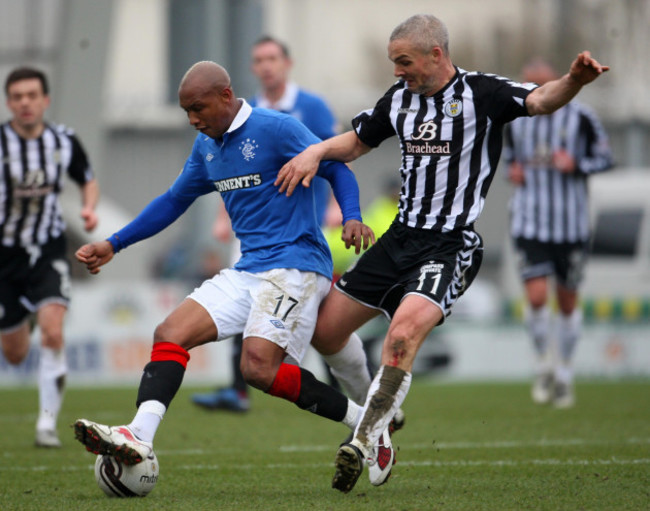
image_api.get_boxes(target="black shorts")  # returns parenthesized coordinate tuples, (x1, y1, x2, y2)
(335, 220, 483, 322)
(0, 236, 71, 330)
(514, 237, 588, 290)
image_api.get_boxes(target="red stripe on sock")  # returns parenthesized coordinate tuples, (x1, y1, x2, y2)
(150, 342, 190, 368)
(267, 363, 301, 402)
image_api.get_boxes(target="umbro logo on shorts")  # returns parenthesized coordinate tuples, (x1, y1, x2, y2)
(270, 319, 285, 329)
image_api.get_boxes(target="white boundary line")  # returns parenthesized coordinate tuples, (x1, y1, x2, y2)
(3, 457, 650, 473)
(279, 436, 650, 452)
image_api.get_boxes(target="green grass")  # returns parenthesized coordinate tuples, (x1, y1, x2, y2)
(1, 380, 649, 510)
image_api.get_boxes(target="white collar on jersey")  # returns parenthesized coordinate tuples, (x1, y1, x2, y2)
(226, 99, 253, 134)
(255, 82, 299, 112)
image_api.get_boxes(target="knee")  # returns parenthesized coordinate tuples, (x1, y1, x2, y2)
(312, 329, 346, 357)
(240, 355, 275, 391)
(384, 322, 420, 366)
(1, 341, 29, 365)
(1, 329, 31, 365)
(39, 327, 64, 350)
(386, 321, 417, 348)
(153, 321, 190, 351)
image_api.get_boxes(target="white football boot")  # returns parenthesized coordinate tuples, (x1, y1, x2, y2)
(73, 419, 153, 465)
(367, 426, 395, 486)
(35, 429, 61, 448)
(531, 372, 554, 404)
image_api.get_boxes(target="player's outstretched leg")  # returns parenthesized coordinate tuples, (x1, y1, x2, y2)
(73, 419, 153, 465)
(333, 366, 411, 493)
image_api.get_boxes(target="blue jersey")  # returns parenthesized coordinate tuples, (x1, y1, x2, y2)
(250, 83, 337, 225)
(168, 100, 358, 279)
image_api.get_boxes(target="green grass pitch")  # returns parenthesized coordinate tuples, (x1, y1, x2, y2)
(0, 379, 648, 510)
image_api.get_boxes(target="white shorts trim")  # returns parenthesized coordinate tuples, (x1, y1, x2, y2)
(189, 268, 331, 363)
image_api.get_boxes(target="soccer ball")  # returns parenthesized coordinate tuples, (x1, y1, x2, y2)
(94, 451, 159, 498)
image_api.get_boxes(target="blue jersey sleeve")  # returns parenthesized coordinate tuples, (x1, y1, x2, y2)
(108, 137, 215, 252)
(107, 189, 194, 252)
(317, 161, 361, 225)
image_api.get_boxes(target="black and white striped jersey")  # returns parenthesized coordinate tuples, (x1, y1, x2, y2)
(351, 67, 537, 232)
(0, 122, 94, 248)
(503, 102, 613, 243)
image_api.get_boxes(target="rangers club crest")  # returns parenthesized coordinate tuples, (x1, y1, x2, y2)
(239, 138, 259, 161)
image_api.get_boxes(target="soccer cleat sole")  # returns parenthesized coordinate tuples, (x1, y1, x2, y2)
(73, 421, 144, 465)
(332, 444, 364, 493)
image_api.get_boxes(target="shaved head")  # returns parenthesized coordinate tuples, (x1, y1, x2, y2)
(178, 61, 240, 140)
(179, 61, 231, 96)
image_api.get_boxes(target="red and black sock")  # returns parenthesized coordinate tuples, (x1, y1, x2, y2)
(136, 342, 190, 409)
(267, 363, 347, 422)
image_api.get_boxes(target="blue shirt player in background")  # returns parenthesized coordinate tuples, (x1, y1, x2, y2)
(249, 35, 338, 225)
(71, 61, 385, 475)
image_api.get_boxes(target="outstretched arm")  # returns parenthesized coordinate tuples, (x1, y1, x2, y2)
(526, 51, 609, 116)
(75, 189, 194, 275)
(275, 131, 371, 196)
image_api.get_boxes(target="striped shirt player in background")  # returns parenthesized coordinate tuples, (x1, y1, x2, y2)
(276, 14, 610, 493)
(191, 35, 350, 412)
(503, 58, 614, 409)
(0, 67, 100, 447)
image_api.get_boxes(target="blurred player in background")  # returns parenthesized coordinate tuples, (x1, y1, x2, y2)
(276, 14, 610, 493)
(72, 62, 396, 488)
(0, 67, 99, 447)
(191, 35, 345, 412)
(503, 58, 614, 408)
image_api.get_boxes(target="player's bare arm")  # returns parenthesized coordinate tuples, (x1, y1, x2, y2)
(341, 219, 375, 255)
(275, 131, 371, 196)
(526, 51, 609, 116)
(80, 179, 100, 232)
(75, 240, 115, 275)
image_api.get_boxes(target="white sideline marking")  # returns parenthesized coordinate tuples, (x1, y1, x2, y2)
(3, 457, 650, 473)
(279, 437, 650, 453)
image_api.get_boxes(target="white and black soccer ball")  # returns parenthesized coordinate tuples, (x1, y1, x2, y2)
(94, 452, 159, 498)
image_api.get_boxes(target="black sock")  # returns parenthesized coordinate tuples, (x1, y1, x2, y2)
(136, 360, 186, 409)
(295, 368, 348, 422)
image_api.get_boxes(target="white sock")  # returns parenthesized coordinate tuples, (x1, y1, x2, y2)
(557, 309, 582, 364)
(555, 363, 573, 386)
(525, 305, 553, 373)
(354, 365, 411, 453)
(322, 332, 372, 405)
(128, 400, 167, 443)
(36, 347, 66, 432)
(342, 399, 362, 430)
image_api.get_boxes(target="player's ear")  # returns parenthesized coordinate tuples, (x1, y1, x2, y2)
(221, 86, 233, 101)
(430, 46, 444, 63)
